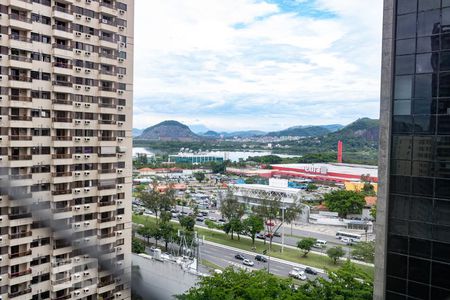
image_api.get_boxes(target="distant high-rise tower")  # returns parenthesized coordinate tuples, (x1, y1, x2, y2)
(0, 0, 134, 299)
(337, 140, 343, 163)
(375, 0, 450, 299)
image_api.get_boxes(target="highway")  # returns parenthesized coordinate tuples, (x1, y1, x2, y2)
(199, 241, 325, 281)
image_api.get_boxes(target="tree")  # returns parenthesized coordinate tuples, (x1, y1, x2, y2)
(160, 222, 176, 251)
(297, 238, 317, 257)
(301, 261, 373, 300)
(176, 268, 297, 300)
(323, 190, 366, 218)
(177, 263, 373, 300)
(132, 237, 145, 253)
(253, 197, 302, 250)
(327, 246, 345, 264)
(179, 215, 196, 232)
(306, 183, 318, 191)
(243, 215, 264, 246)
(210, 161, 226, 174)
(193, 172, 206, 183)
(370, 205, 377, 220)
(137, 223, 161, 246)
(139, 182, 162, 220)
(351, 241, 375, 263)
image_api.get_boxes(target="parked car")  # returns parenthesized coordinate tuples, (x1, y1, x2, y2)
(256, 233, 266, 240)
(243, 259, 254, 266)
(255, 255, 267, 262)
(341, 237, 352, 245)
(208, 217, 217, 221)
(235, 254, 245, 260)
(304, 267, 317, 275)
(196, 217, 205, 222)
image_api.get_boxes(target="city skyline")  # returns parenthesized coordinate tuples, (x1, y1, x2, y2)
(133, 0, 383, 132)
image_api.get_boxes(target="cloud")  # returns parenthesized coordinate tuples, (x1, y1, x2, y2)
(133, 0, 383, 131)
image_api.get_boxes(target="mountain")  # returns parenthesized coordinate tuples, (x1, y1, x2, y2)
(330, 118, 379, 142)
(137, 120, 203, 141)
(223, 130, 266, 138)
(202, 130, 221, 138)
(266, 125, 330, 137)
(189, 124, 211, 134)
(320, 124, 344, 132)
(132, 128, 143, 137)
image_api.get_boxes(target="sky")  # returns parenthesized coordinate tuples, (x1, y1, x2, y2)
(133, 0, 383, 132)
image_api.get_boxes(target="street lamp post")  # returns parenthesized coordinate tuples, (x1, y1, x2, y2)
(281, 206, 285, 253)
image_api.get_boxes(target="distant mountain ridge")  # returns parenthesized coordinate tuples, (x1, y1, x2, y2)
(137, 120, 202, 141)
(266, 125, 331, 137)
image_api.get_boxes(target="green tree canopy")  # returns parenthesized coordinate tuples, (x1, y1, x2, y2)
(179, 215, 196, 232)
(351, 241, 375, 263)
(243, 215, 264, 246)
(323, 190, 366, 218)
(194, 172, 206, 183)
(326, 246, 345, 264)
(132, 237, 145, 254)
(297, 238, 317, 257)
(177, 262, 373, 300)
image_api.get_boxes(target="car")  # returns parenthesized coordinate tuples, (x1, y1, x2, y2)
(218, 218, 226, 223)
(242, 259, 254, 266)
(341, 237, 353, 245)
(255, 255, 267, 262)
(256, 233, 266, 240)
(304, 267, 318, 275)
(288, 269, 307, 281)
(234, 254, 245, 260)
(196, 217, 205, 222)
(208, 217, 217, 221)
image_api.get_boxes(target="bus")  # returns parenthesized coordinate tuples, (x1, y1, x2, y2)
(336, 231, 362, 242)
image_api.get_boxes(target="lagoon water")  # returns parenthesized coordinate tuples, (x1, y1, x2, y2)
(132, 147, 299, 162)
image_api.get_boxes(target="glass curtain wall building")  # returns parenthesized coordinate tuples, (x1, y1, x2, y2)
(375, 0, 450, 299)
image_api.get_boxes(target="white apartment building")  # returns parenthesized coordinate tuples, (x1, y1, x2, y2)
(0, 0, 133, 299)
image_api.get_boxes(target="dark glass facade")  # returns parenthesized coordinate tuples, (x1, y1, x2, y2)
(387, 0, 450, 299)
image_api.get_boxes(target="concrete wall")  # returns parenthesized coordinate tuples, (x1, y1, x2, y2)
(373, 0, 395, 299)
(131, 254, 201, 300)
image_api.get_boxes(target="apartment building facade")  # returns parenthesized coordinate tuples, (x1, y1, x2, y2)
(376, 0, 450, 299)
(0, 0, 133, 299)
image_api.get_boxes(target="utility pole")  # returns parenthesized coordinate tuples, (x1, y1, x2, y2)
(281, 206, 285, 253)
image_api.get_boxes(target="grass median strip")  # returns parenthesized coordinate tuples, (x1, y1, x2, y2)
(132, 214, 374, 279)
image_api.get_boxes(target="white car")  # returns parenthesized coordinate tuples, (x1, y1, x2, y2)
(288, 269, 307, 281)
(242, 259, 254, 266)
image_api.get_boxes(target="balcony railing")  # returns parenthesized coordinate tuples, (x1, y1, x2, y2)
(9, 75, 32, 82)
(10, 95, 32, 102)
(11, 115, 32, 121)
(9, 35, 32, 43)
(9, 250, 32, 259)
(99, 103, 116, 108)
(52, 136, 73, 141)
(98, 185, 116, 191)
(99, 169, 116, 174)
(100, 69, 116, 76)
(52, 81, 73, 87)
(54, 294, 71, 300)
(8, 212, 32, 220)
(100, 87, 117, 92)
(9, 174, 32, 180)
(100, 52, 117, 59)
(98, 232, 115, 239)
(52, 172, 72, 177)
(52, 117, 73, 123)
(52, 99, 72, 105)
(52, 25, 72, 32)
(9, 155, 32, 161)
(9, 55, 32, 63)
(101, 19, 116, 26)
(98, 216, 115, 223)
(99, 120, 116, 125)
(100, 35, 115, 42)
(9, 14, 32, 23)
(52, 43, 72, 51)
(99, 136, 116, 141)
(9, 288, 32, 299)
(9, 231, 32, 239)
(53, 6, 72, 14)
(100, 1, 115, 9)
(53, 62, 73, 69)
(98, 279, 115, 288)
(99, 201, 115, 207)
(52, 207, 71, 213)
(52, 190, 71, 196)
(52, 154, 72, 159)
(10, 136, 32, 141)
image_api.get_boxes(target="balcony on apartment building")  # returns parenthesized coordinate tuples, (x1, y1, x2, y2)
(8, 231, 32, 240)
